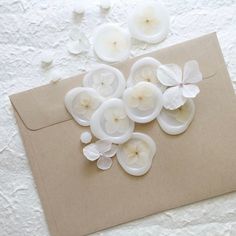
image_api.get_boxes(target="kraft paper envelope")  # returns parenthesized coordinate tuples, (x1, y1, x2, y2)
(10, 33, 236, 236)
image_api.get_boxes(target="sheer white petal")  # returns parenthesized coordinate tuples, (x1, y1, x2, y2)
(83, 143, 100, 161)
(157, 64, 182, 86)
(104, 144, 118, 157)
(183, 60, 202, 84)
(97, 156, 113, 170)
(67, 41, 83, 55)
(95, 140, 112, 153)
(163, 86, 187, 110)
(182, 84, 200, 98)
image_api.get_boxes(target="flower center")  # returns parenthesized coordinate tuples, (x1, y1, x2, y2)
(138, 95, 143, 101)
(113, 41, 117, 47)
(145, 18, 150, 24)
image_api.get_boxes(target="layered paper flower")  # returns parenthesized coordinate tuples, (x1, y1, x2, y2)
(83, 64, 126, 98)
(92, 72, 114, 97)
(123, 140, 150, 166)
(126, 84, 155, 111)
(73, 92, 100, 119)
(128, 1, 169, 43)
(157, 60, 202, 110)
(83, 140, 118, 170)
(104, 107, 130, 134)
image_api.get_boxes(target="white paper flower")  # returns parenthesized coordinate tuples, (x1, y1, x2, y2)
(126, 84, 155, 111)
(157, 60, 203, 110)
(73, 92, 100, 119)
(92, 72, 114, 97)
(83, 64, 126, 98)
(128, 1, 169, 43)
(116, 132, 156, 176)
(67, 27, 90, 55)
(83, 140, 118, 170)
(104, 107, 130, 134)
(157, 99, 195, 135)
(90, 98, 135, 144)
(123, 140, 150, 166)
(93, 24, 131, 62)
(65, 87, 103, 126)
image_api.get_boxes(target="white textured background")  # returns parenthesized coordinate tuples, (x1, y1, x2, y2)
(0, 0, 236, 235)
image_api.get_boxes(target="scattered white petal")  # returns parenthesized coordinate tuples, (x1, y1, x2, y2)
(182, 84, 200, 98)
(163, 86, 186, 110)
(80, 131, 92, 144)
(183, 60, 203, 84)
(67, 29, 90, 55)
(95, 139, 112, 153)
(100, 0, 111, 10)
(157, 64, 182, 86)
(83, 143, 100, 161)
(97, 156, 113, 170)
(104, 144, 118, 157)
(67, 41, 83, 55)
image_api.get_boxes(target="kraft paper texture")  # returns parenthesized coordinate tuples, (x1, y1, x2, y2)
(10, 33, 236, 236)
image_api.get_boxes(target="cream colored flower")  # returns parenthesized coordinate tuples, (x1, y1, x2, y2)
(73, 92, 100, 119)
(92, 72, 114, 97)
(104, 107, 129, 134)
(126, 84, 155, 111)
(134, 66, 157, 84)
(123, 140, 150, 166)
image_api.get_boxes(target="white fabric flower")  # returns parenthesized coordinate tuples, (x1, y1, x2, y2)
(126, 83, 155, 111)
(73, 92, 100, 119)
(67, 27, 90, 55)
(104, 107, 130, 134)
(157, 60, 202, 110)
(92, 72, 115, 97)
(83, 140, 118, 170)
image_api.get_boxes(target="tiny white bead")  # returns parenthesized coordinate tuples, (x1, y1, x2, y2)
(41, 51, 54, 67)
(73, 2, 85, 14)
(100, 0, 111, 10)
(80, 131, 92, 144)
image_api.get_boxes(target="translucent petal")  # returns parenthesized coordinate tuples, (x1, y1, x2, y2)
(95, 140, 112, 153)
(182, 84, 200, 98)
(104, 144, 118, 157)
(97, 156, 113, 170)
(67, 41, 83, 55)
(83, 143, 100, 161)
(163, 86, 187, 110)
(183, 60, 202, 84)
(157, 64, 182, 86)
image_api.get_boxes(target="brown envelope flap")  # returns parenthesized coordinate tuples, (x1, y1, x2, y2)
(10, 33, 222, 131)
